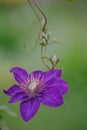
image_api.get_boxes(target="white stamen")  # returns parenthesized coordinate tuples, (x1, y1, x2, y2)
(29, 81, 38, 91)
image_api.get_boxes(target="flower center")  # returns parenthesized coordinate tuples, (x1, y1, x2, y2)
(28, 80, 39, 93)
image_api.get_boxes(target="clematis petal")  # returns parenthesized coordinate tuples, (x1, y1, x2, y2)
(39, 87, 64, 107)
(42, 69, 62, 82)
(43, 77, 59, 88)
(30, 70, 42, 80)
(44, 78, 68, 95)
(20, 99, 40, 122)
(8, 92, 26, 103)
(3, 85, 22, 96)
(55, 79, 68, 95)
(10, 67, 28, 83)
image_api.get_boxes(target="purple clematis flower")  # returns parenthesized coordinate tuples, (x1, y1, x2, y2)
(4, 67, 68, 122)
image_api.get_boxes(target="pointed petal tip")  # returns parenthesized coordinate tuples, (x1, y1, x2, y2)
(3, 89, 8, 95)
(8, 100, 13, 104)
(3, 89, 6, 93)
(3, 89, 11, 96)
(10, 67, 27, 74)
(10, 67, 21, 72)
(10, 67, 18, 73)
(22, 117, 30, 122)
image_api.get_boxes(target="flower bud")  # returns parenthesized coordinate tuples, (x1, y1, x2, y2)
(51, 54, 58, 65)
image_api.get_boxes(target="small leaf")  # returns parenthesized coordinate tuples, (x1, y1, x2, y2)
(0, 105, 17, 117)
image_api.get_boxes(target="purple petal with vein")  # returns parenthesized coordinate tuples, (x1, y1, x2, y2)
(10, 67, 28, 83)
(8, 92, 26, 103)
(42, 69, 62, 82)
(44, 78, 68, 95)
(30, 70, 42, 80)
(39, 87, 64, 107)
(3, 85, 22, 96)
(20, 99, 40, 122)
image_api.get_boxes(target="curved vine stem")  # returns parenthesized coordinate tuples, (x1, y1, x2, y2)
(41, 46, 50, 70)
(28, 0, 52, 70)
(28, 0, 47, 32)
(32, 0, 47, 32)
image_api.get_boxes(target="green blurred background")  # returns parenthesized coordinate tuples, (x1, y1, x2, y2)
(0, 0, 87, 130)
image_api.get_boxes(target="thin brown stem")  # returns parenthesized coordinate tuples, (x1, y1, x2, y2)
(32, 0, 47, 31)
(27, 0, 40, 21)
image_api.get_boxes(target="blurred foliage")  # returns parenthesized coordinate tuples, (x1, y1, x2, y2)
(68, 0, 76, 2)
(0, 105, 16, 117)
(0, 105, 16, 130)
(0, 119, 9, 130)
(0, 0, 25, 4)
